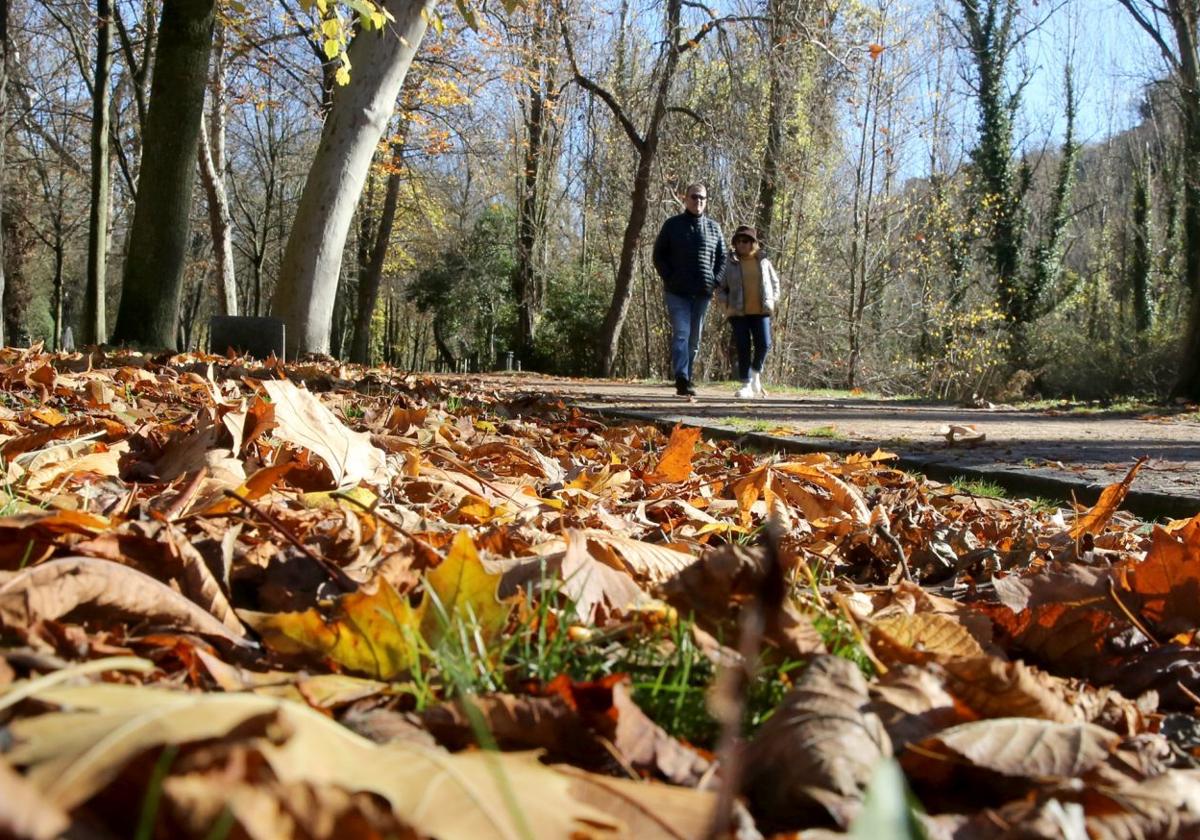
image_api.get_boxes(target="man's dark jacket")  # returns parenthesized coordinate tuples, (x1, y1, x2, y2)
(652, 212, 727, 298)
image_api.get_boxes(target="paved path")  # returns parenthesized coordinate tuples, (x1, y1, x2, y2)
(478, 375, 1200, 520)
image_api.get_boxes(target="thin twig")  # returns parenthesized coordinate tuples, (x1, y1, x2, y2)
(876, 523, 912, 582)
(163, 467, 208, 521)
(1107, 577, 1160, 647)
(222, 489, 355, 592)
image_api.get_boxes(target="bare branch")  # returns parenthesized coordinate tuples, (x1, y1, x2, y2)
(1115, 0, 1181, 72)
(557, 12, 645, 150)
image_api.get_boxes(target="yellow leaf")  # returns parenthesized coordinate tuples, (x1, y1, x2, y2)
(321, 17, 341, 38)
(298, 486, 378, 511)
(335, 65, 351, 86)
(323, 38, 340, 60)
(242, 580, 422, 680)
(422, 530, 510, 644)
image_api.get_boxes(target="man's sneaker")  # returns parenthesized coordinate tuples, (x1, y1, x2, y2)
(752, 372, 767, 397)
(735, 382, 754, 399)
(675, 375, 694, 397)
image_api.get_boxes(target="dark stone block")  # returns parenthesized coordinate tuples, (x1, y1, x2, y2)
(209, 316, 286, 361)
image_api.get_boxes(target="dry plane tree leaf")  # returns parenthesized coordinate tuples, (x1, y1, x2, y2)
(1117, 515, 1200, 631)
(937, 656, 1081, 723)
(420, 529, 511, 644)
(870, 612, 987, 663)
(557, 529, 653, 620)
(868, 664, 974, 749)
(242, 579, 421, 680)
(0, 757, 71, 840)
(660, 541, 825, 659)
(424, 676, 710, 786)
(0, 556, 251, 646)
(902, 718, 1119, 790)
(645, 424, 702, 484)
(162, 773, 419, 840)
(261, 380, 386, 488)
(743, 655, 892, 829)
(5, 683, 621, 838)
(1070, 459, 1145, 538)
(559, 765, 717, 840)
(1083, 769, 1200, 840)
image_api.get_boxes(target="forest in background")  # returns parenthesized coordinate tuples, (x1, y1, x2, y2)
(2, 0, 1200, 402)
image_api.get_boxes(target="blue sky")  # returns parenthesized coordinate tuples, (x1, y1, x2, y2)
(1019, 0, 1161, 146)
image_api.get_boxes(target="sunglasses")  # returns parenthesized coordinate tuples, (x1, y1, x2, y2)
(687, 194, 707, 201)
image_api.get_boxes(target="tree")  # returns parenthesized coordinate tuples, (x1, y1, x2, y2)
(111, 0, 216, 348)
(565, 0, 744, 376)
(1117, 0, 1200, 399)
(0, 0, 8, 348)
(508, 1, 563, 366)
(954, 0, 1078, 362)
(197, 22, 237, 317)
(84, 0, 113, 345)
(271, 0, 433, 358)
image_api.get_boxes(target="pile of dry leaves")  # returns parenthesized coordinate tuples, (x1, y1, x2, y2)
(1, 346, 1198, 839)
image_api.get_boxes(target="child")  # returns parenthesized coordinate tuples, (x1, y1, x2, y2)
(716, 226, 780, 399)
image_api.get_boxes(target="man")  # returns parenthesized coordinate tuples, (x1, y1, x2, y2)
(652, 183, 727, 396)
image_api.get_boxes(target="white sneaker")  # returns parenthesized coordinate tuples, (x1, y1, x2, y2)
(735, 383, 754, 399)
(752, 372, 767, 397)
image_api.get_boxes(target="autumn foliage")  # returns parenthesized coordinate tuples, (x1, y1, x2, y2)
(0, 346, 1199, 838)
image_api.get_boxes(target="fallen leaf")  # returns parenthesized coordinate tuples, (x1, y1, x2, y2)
(646, 424, 701, 484)
(242, 578, 422, 680)
(743, 655, 891, 829)
(902, 717, 1118, 783)
(0, 756, 70, 840)
(1071, 459, 1145, 538)
(0, 556, 250, 646)
(261, 380, 386, 488)
(6, 682, 619, 837)
(421, 529, 511, 644)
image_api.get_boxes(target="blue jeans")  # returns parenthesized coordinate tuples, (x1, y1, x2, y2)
(664, 291, 710, 382)
(731, 315, 772, 382)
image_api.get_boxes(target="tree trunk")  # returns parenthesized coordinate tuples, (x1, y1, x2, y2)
(350, 143, 402, 365)
(512, 10, 557, 365)
(594, 0, 682, 377)
(0, 0, 8, 348)
(111, 0, 215, 349)
(272, 0, 432, 357)
(197, 24, 236, 316)
(85, 0, 113, 345)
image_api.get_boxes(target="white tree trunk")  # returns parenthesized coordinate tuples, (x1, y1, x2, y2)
(272, 0, 432, 356)
(198, 23, 236, 316)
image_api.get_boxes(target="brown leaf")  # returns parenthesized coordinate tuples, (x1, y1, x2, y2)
(0, 556, 250, 646)
(1117, 515, 1200, 631)
(904, 718, 1119, 785)
(870, 612, 987, 663)
(558, 529, 654, 620)
(868, 664, 974, 749)
(1070, 459, 1145, 538)
(646, 424, 701, 484)
(743, 655, 891, 829)
(608, 680, 711, 785)
(1083, 769, 1200, 839)
(559, 765, 717, 839)
(661, 542, 825, 660)
(0, 756, 71, 840)
(938, 656, 1081, 723)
